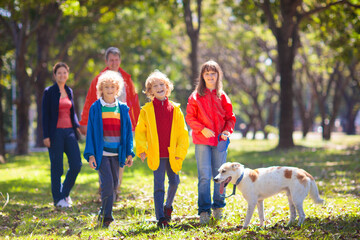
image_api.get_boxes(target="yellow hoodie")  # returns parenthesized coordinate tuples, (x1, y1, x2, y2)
(135, 100, 189, 174)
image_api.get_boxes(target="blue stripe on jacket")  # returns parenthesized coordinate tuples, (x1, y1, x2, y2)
(83, 100, 135, 170)
(42, 83, 80, 141)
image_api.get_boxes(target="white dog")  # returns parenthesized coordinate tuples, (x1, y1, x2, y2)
(214, 162, 324, 227)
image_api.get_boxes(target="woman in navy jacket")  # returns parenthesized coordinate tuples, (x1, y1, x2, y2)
(42, 62, 82, 208)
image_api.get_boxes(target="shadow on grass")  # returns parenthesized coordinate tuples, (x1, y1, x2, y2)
(182, 144, 360, 179)
(121, 215, 360, 238)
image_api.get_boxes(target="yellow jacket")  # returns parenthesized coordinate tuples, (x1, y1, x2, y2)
(135, 100, 189, 174)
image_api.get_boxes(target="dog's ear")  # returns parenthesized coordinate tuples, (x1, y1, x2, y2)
(232, 162, 242, 169)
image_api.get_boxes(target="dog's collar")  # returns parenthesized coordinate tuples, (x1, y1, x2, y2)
(225, 171, 244, 198)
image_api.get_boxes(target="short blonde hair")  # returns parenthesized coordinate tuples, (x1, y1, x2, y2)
(96, 70, 124, 99)
(144, 70, 174, 100)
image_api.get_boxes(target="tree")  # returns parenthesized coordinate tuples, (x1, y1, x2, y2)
(308, 1, 360, 135)
(0, 1, 40, 154)
(0, 0, 128, 153)
(226, 0, 357, 148)
(33, 3, 63, 147)
(0, 16, 14, 162)
(342, 61, 360, 134)
(0, 59, 5, 163)
(195, 3, 279, 139)
(293, 46, 317, 138)
(183, 0, 202, 87)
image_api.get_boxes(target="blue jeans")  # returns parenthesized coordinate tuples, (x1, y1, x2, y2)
(195, 144, 227, 215)
(99, 156, 120, 220)
(153, 158, 180, 220)
(48, 128, 82, 205)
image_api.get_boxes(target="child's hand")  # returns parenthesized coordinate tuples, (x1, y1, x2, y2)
(125, 155, 133, 167)
(89, 156, 97, 169)
(140, 152, 146, 162)
(221, 131, 230, 140)
(201, 127, 215, 138)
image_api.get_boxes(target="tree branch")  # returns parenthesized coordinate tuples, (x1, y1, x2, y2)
(196, 0, 202, 33)
(261, 0, 279, 37)
(300, 0, 347, 21)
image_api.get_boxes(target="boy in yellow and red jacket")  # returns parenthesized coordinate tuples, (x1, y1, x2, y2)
(135, 70, 189, 228)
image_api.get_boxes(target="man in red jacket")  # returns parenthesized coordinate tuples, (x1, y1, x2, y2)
(79, 47, 140, 134)
(80, 47, 140, 198)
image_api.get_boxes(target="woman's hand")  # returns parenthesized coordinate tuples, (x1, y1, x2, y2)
(125, 155, 133, 167)
(43, 138, 51, 148)
(140, 152, 147, 162)
(89, 156, 97, 169)
(201, 127, 215, 138)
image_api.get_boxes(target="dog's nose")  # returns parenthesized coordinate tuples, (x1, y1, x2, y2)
(213, 177, 219, 183)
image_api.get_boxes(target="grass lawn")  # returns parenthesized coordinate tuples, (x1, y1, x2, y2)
(0, 132, 359, 239)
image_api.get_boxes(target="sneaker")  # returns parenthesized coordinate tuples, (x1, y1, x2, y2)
(213, 208, 223, 220)
(157, 217, 169, 228)
(199, 212, 210, 224)
(102, 218, 113, 228)
(56, 199, 70, 208)
(164, 206, 173, 222)
(65, 196, 73, 205)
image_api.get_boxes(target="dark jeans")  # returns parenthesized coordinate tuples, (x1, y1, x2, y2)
(99, 155, 120, 220)
(48, 128, 82, 205)
(153, 158, 180, 220)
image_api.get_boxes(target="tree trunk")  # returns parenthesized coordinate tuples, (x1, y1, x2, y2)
(277, 38, 295, 148)
(263, 130, 269, 140)
(35, 70, 47, 147)
(0, 70, 6, 163)
(15, 52, 31, 154)
(345, 107, 358, 135)
(189, 36, 199, 86)
(302, 117, 311, 138)
(322, 122, 331, 140)
(295, 90, 315, 139)
(342, 87, 359, 135)
(35, 35, 51, 148)
(34, 3, 62, 147)
(183, 0, 202, 87)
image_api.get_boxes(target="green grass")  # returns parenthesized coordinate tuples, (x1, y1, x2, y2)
(1, 133, 359, 239)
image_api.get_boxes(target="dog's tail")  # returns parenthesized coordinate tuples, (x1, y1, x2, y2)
(309, 179, 324, 204)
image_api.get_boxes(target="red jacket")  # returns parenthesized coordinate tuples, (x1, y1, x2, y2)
(186, 89, 236, 146)
(79, 67, 140, 130)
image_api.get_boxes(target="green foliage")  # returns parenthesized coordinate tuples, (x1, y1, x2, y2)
(0, 134, 359, 239)
(60, 0, 88, 17)
(306, 2, 360, 63)
(264, 125, 278, 135)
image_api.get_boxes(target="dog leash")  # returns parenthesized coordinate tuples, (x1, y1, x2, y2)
(225, 172, 244, 198)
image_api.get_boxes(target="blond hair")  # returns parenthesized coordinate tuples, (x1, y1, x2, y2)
(144, 70, 174, 100)
(96, 70, 124, 99)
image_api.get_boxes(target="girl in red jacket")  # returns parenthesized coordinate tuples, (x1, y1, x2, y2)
(186, 60, 236, 224)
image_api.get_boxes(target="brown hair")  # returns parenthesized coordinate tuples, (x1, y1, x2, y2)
(53, 62, 69, 75)
(195, 60, 223, 97)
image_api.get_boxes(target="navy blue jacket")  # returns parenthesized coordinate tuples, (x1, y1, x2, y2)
(42, 83, 80, 141)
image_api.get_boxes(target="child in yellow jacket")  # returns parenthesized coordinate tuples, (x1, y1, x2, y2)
(135, 70, 189, 228)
